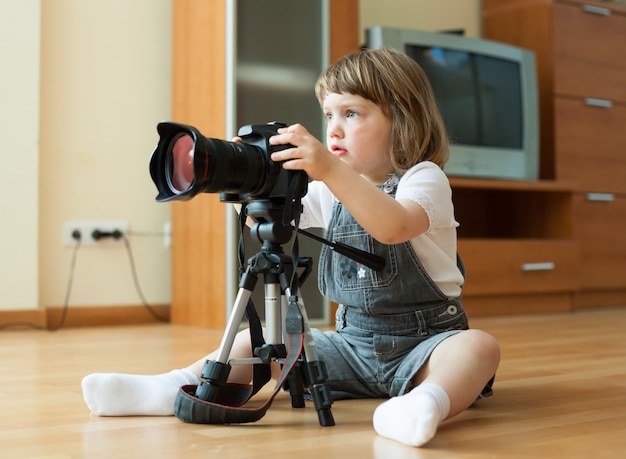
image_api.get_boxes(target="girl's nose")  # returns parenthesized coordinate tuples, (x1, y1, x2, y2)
(327, 120, 343, 139)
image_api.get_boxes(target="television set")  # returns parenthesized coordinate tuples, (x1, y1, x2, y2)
(366, 26, 539, 181)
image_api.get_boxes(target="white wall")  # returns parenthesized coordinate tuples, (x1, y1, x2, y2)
(38, 0, 173, 309)
(0, 0, 172, 311)
(0, 0, 41, 310)
(360, 0, 481, 41)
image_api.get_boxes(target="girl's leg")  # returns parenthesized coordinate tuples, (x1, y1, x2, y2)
(82, 328, 261, 416)
(373, 329, 501, 447)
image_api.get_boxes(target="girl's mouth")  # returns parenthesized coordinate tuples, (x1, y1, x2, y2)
(330, 145, 347, 157)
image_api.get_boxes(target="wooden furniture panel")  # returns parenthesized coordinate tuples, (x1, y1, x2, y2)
(554, 97, 626, 193)
(462, 292, 574, 316)
(574, 288, 626, 309)
(566, 0, 626, 8)
(553, 1, 626, 101)
(459, 239, 579, 296)
(330, 0, 359, 62)
(451, 179, 575, 239)
(573, 193, 626, 289)
(171, 0, 228, 328)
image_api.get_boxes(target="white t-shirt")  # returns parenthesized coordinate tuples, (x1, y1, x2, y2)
(298, 161, 464, 298)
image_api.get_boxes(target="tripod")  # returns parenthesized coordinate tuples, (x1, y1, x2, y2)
(175, 199, 335, 426)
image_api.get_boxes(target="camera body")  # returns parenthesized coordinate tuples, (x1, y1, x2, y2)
(149, 121, 308, 206)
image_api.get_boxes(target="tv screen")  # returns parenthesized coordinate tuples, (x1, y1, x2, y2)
(367, 27, 539, 181)
(406, 45, 522, 150)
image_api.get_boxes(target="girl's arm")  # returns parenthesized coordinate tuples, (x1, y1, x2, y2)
(315, 158, 429, 245)
(269, 125, 429, 245)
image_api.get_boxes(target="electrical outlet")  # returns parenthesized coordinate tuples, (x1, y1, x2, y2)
(63, 220, 129, 246)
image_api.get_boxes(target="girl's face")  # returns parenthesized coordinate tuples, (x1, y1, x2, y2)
(322, 92, 393, 184)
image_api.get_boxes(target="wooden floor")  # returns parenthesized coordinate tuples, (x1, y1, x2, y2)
(1, 307, 626, 458)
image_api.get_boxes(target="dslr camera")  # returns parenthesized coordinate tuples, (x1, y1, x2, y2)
(149, 121, 308, 206)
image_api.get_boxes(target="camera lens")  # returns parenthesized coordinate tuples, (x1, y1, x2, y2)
(169, 134, 196, 193)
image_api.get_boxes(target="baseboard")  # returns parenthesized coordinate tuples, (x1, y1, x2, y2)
(0, 308, 47, 329)
(573, 290, 626, 309)
(0, 304, 170, 330)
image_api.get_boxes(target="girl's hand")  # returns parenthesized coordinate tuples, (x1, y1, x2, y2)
(268, 124, 338, 181)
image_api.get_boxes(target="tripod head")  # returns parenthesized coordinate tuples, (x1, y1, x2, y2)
(245, 199, 294, 247)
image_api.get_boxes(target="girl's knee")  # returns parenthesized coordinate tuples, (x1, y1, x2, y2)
(464, 329, 501, 368)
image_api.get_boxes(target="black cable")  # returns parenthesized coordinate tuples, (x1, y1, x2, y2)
(121, 234, 169, 323)
(0, 234, 81, 331)
(47, 234, 81, 331)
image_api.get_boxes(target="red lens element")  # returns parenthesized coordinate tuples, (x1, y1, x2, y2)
(171, 134, 195, 192)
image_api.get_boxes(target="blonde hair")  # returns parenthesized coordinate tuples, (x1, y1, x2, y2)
(315, 48, 449, 173)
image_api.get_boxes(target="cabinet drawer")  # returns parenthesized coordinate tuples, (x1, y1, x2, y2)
(554, 97, 626, 193)
(459, 239, 579, 296)
(554, 1, 626, 102)
(574, 193, 626, 289)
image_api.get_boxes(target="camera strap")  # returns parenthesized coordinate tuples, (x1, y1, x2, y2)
(173, 296, 305, 424)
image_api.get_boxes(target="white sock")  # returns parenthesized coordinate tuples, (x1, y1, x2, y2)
(81, 369, 199, 416)
(372, 383, 450, 447)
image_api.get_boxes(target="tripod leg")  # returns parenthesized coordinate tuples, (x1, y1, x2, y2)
(195, 278, 255, 402)
(286, 364, 306, 408)
(287, 289, 335, 426)
(264, 280, 282, 347)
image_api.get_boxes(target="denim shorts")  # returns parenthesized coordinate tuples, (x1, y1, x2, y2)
(310, 302, 468, 400)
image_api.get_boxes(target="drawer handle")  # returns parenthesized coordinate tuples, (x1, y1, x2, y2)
(584, 98, 613, 108)
(582, 4, 611, 16)
(521, 262, 555, 272)
(586, 192, 615, 202)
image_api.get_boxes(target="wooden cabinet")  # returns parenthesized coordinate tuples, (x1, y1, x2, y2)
(483, 0, 626, 310)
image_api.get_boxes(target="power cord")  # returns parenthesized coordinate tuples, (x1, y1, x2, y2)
(0, 228, 169, 331)
(49, 229, 82, 330)
(0, 232, 82, 331)
(120, 233, 169, 323)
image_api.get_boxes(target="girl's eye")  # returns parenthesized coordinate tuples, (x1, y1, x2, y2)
(325, 110, 358, 120)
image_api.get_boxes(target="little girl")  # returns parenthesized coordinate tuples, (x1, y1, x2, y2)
(82, 48, 500, 448)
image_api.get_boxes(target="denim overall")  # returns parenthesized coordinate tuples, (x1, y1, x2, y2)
(309, 180, 471, 399)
